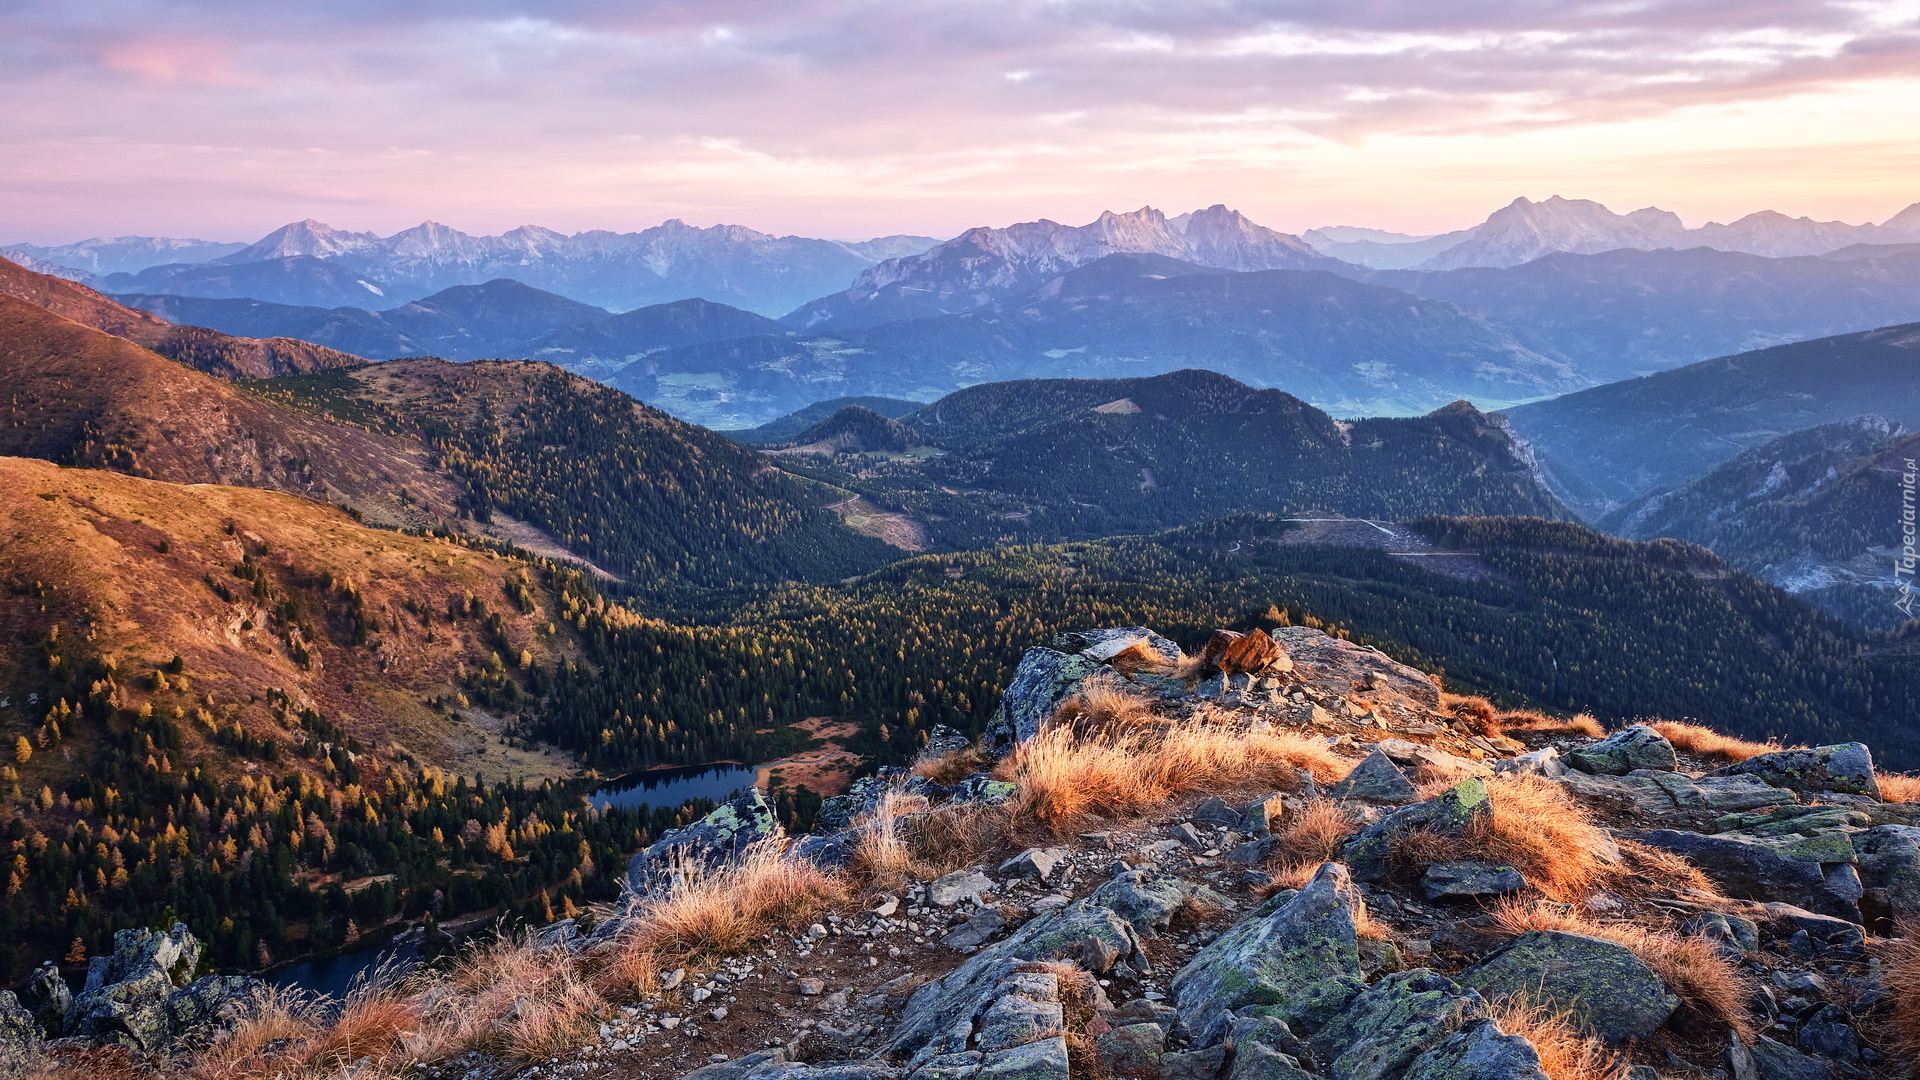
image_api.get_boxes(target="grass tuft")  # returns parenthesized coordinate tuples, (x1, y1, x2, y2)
(1648, 721, 1790, 763)
(1392, 774, 1620, 903)
(1490, 899, 1753, 1040)
(1484, 997, 1625, 1080)
(1879, 774, 1920, 803)
(1873, 924, 1920, 1065)
(1001, 719, 1349, 831)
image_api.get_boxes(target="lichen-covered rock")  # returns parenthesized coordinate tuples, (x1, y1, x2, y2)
(1310, 969, 1486, 1080)
(885, 898, 1143, 1065)
(0, 991, 42, 1074)
(1090, 869, 1202, 934)
(1640, 829, 1861, 922)
(1857, 824, 1920, 926)
(1343, 779, 1491, 882)
(22, 963, 69, 1038)
(682, 1048, 790, 1080)
(978, 1036, 1069, 1080)
(1328, 750, 1418, 804)
(1097, 1022, 1167, 1074)
(1171, 862, 1367, 1045)
(920, 725, 976, 761)
(67, 923, 205, 1050)
(165, 974, 268, 1047)
(1710, 743, 1881, 799)
(1565, 725, 1677, 775)
(1160, 1044, 1229, 1080)
(1459, 930, 1676, 1043)
(973, 973, 1062, 1053)
(624, 789, 783, 895)
(982, 648, 1105, 755)
(1559, 770, 1796, 819)
(1403, 1018, 1551, 1080)
(1421, 863, 1526, 901)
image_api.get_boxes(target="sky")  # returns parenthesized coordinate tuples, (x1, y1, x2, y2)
(3, 0, 1919, 244)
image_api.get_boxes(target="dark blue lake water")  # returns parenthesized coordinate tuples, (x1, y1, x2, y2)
(267, 937, 421, 1004)
(586, 761, 762, 813)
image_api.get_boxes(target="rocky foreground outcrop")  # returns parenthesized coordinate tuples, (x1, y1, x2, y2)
(608, 626, 1920, 1080)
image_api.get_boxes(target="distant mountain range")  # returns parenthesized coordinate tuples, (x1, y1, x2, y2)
(1500, 321, 1920, 518)
(786, 205, 1347, 329)
(608, 253, 1580, 427)
(87, 218, 942, 315)
(1368, 245, 1920, 384)
(1307, 196, 1920, 270)
(0, 253, 361, 378)
(763, 369, 1567, 550)
(1602, 417, 1917, 630)
(4, 234, 246, 275)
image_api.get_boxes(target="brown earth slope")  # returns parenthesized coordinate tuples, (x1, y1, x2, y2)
(0, 253, 362, 378)
(0, 294, 462, 528)
(0, 455, 577, 780)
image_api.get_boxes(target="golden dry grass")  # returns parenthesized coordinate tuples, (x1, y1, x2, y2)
(599, 840, 850, 1000)
(1497, 710, 1606, 738)
(1050, 682, 1163, 734)
(913, 747, 989, 784)
(1440, 693, 1502, 736)
(1648, 721, 1790, 763)
(1259, 798, 1361, 892)
(1879, 774, 1920, 803)
(1484, 998, 1625, 1080)
(1873, 925, 1920, 1064)
(1000, 719, 1351, 830)
(1491, 899, 1753, 1040)
(1392, 774, 1621, 903)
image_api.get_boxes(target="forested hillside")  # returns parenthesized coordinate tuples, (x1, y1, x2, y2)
(247, 360, 897, 591)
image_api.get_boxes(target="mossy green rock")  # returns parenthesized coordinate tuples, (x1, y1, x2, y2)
(1711, 743, 1881, 799)
(1459, 930, 1676, 1043)
(1343, 779, 1491, 882)
(625, 788, 783, 894)
(1403, 1018, 1551, 1080)
(977, 1036, 1069, 1080)
(1171, 862, 1367, 1044)
(0, 991, 41, 1074)
(1311, 969, 1487, 1080)
(1565, 725, 1676, 775)
(983, 648, 1103, 755)
(885, 896, 1142, 1065)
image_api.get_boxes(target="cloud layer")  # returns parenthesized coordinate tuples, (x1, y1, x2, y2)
(3, 0, 1917, 241)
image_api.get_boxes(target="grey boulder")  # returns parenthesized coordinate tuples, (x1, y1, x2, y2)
(1640, 829, 1862, 923)
(1565, 725, 1677, 775)
(1421, 862, 1526, 901)
(1403, 1018, 1551, 1080)
(625, 788, 783, 895)
(1710, 743, 1881, 799)
(1328, 750, 1419, 804)
(1459, 930, 1677, 1043)
(1171, 862, 1368, 1044)
(982, 648, 1104, 755)
(1310, 969, 1487, 1080)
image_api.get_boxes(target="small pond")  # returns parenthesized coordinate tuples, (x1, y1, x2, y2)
(268, 937, 421, 1004)
(586, 761, 762, 813)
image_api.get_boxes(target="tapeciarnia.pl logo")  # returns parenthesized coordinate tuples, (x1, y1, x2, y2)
(1898, 457, 1917, 619)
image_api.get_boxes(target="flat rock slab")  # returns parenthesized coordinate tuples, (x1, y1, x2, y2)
(1328, 750, 1419, 804)
(1641, 829, 1862, 923)
(1459, 930, 1677, 1043)
(1171, 862, 1367, 1044)
(929, 870, 996, 907)
(1711, 743, 1881, 799)
(1422, 862, 1527, 900)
